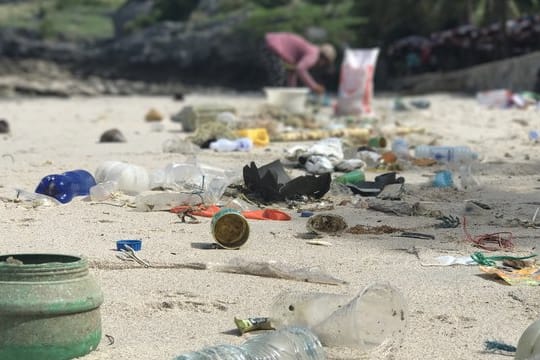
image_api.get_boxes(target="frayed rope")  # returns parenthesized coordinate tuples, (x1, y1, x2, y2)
(485, 340, 517, 353)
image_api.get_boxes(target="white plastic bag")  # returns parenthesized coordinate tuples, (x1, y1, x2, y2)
(335, 48, 379, 116)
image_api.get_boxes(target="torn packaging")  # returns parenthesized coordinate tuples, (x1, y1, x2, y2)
(243, 160, 331, 202)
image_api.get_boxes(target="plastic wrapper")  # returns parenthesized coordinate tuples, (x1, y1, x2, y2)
(210, 257, 347, 286)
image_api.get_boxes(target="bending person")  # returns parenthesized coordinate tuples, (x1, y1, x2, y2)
(262, 32, 336, 94)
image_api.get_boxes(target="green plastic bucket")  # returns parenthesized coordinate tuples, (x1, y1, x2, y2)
(0, 254, 103, 360)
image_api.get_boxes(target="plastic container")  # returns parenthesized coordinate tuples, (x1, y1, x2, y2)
(116, 240, 142, 252)
(270, 283, 407, 352)
(432, 170, 454, 188)
(94, 161, 150, 194)
(235, 128, 270, 147)
(334, 170, 365, 186)
(35, 169, 96, 204)
(175, 326, 325, 360)
(414, 145, 478, 163)
(209, 138, 253, 152)
(0, 254, 103, 360)
(476, 89, 512, 108)
(515, 319, 540, 360)
(264, 87, 310, 114)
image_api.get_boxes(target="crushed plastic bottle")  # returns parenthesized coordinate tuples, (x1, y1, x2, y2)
(14, 188, 60, 208)
(209, 138, 253, 152)
(175, 327, 325, 360)
(35, 169, 96, 203)
(270, 283, 407, 352)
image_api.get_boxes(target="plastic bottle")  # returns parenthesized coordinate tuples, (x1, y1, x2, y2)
(209, 138, 253, 152)
(391, 138, 409, 159)
(270, 283, 407, 352)
(334, 170, 365, 186)
(175, 327, 325, 360)
(94, 161, 150, 194)
(414, 145, 478, 163)
(35, 169, 96, 204)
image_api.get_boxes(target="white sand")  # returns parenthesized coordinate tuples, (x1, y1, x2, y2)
(1, 93, 540, 359)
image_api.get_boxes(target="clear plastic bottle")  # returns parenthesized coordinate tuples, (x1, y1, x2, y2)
(175, 327, 325, 360)
(414, 145, 478, 163)
(94, 161, 150, 194)
(35, 169, 96, 203)
(270, 283, 407, 352)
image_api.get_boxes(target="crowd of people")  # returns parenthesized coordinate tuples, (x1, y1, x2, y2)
(387, 14, 540, 76)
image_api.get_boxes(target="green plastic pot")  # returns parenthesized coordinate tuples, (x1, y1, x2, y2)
(0, 254, 104, 360)
(516, 319, 540, 360)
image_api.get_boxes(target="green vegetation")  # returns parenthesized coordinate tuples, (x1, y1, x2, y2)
(234, 1, 364, 47)
(0, 0, 124, 40)
(0, 0, 539, 45)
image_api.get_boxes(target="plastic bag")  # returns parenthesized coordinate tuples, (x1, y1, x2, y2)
(335, 48, 379, 116)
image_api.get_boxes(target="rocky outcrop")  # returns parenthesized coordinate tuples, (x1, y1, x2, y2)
(0, 9, 263, 92)
(0, 59, 187, 97)
(393, 51, 540, 93)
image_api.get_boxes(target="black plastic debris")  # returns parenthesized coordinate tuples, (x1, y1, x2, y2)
(347, 172, 405, 197)
(243, 160, 331, 202)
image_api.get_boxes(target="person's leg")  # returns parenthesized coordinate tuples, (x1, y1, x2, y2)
(260, 42, 287, 86)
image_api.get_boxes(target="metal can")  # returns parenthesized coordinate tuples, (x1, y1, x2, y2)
(211, 208, 250, 249)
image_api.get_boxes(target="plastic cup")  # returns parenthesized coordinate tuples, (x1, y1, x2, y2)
(116, 239, 142, 251)
(211, 208, 250, 249)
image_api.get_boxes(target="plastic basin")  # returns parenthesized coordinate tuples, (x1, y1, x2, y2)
(264, 87, 309, 114)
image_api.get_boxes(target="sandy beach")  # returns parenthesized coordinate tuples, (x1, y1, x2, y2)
(1, 92, 540, 360)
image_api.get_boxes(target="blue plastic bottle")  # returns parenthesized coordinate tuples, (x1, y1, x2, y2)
(35, 170, 96, 203)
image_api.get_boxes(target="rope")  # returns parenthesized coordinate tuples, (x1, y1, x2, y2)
(462, 216, 514, 251)
(471, 251, 537, 266)
(484, 340, 516, 353)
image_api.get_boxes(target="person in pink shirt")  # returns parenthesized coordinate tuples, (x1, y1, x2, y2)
(262, 32, 336, 94)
